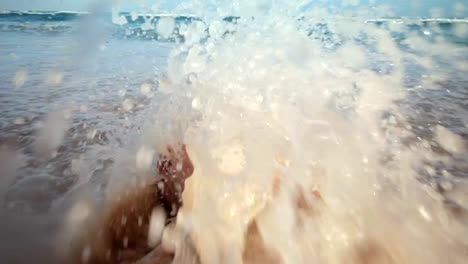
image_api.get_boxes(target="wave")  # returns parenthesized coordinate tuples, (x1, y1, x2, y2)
(365, 18, 468, 24)
(0, 11, 89, 23)
(0, 10, 89, 15)
(0, 11, 196, 23)
(0, 11, 198, 39)
(1, 11, 466, 44)
(1, 10, 467, 25)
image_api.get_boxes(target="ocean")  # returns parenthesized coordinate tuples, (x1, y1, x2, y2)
(0, 8, 468, 263)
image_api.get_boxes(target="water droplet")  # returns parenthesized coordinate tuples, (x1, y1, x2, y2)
(136, 146, 155, 172)
(418, 206, 432, 222)
(192, 97, 201, 109)
(147, 207, 166, 247)
(122, 99, 135, 112)
(140, 83, 152, 96)
(81, 246, 91, 263)
(46, 71, 64, 86)
(13, 70, 28, 88)
(156, 17, 175, 38)
(13, 117, 26, 125)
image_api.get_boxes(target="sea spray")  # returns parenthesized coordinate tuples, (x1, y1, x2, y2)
(131, 1, 468, 263)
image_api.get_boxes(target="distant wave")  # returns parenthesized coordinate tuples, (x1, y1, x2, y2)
(0, 11, 466, 44)
(365, 18, 468, 24)
(0, 10, 89, 15)
(0, 11, 89, 22)
(1, 11, 466, 24)
(0, 11, 198, 37)
(0, 11, 195, 23)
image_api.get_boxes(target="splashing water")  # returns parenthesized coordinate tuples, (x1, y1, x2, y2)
(1, 0, 468, 263)
(137, 1, 468, 263)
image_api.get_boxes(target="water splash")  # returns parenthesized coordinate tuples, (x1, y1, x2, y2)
(1, 0, 467, 263)
(131, 1, 468, 263)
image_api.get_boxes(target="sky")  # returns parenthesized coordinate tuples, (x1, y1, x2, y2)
(0, 0, 466, 18)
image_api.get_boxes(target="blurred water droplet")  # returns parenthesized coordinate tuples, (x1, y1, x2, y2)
(434, 125, 465, 154)
(140, 83, 152, 96)
(46, 71, 64, 86)
(118, 89, 127, 97)
(122, 99, 134, 112)
(136, 146, 154, 173)
(81, 246, 91, 263)
(13, 70, 28, 89)
(148, 207, 166, 247)
(13, 117, 26, 125)
(87, 129, 97, 140)
(34, 111, 69, 156)
(192, 97, 201, 109)
(418, 206, 432, 222)
(156, 17, 175, 38)
(79, 105, 88, 113)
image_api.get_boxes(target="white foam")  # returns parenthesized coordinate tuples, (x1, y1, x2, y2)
(99, 1, 468, 263)
(162, 2, 468, 263)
